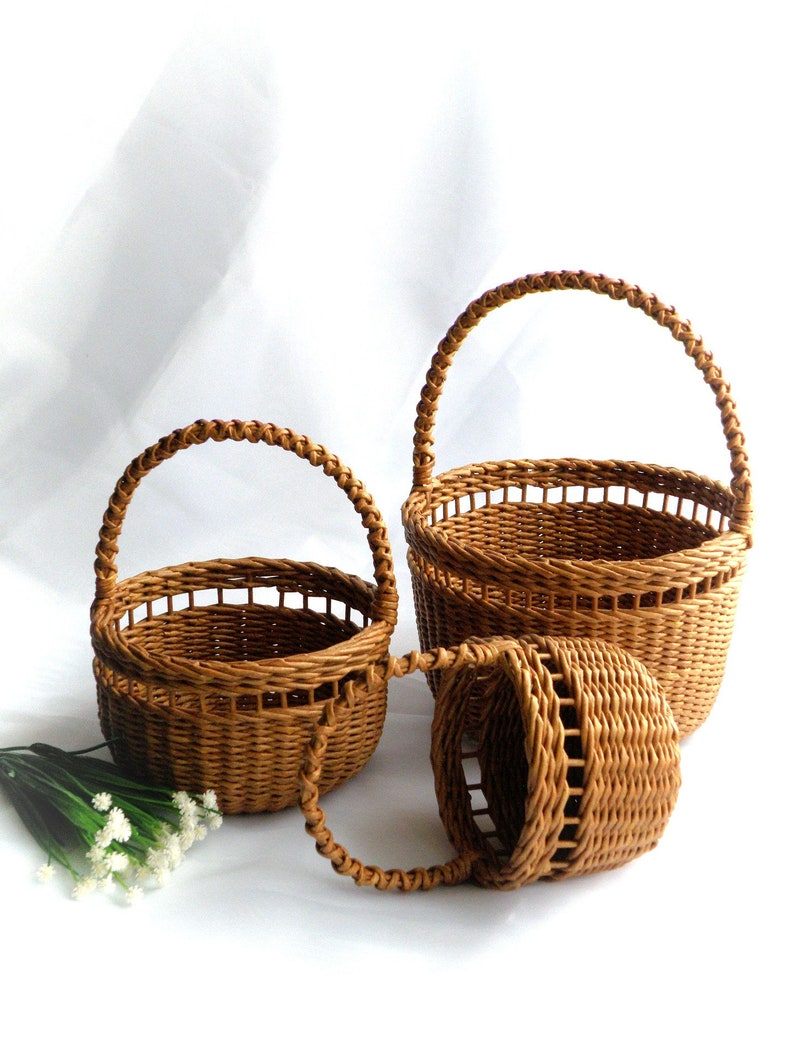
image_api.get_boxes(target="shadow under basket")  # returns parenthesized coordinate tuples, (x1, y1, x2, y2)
(403, 271, 753, 738)
(91, 420, 398, 814)
(299, 635, 682, 891)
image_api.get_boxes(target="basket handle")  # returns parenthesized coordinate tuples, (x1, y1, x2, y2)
(411, 270, 752, 535)
(93, 418, 398, 624)
(298, 638, 518, 891)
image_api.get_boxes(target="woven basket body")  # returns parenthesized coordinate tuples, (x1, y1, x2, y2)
(403, 271, 753, 737)
(430, 636, 681, 889)
(91, 420, 398, 813)
(299, 635, 681, 891)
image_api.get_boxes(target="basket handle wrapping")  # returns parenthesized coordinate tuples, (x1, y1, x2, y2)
(299, 637, 519, 892)
(93, 419, 398, 625)
(411, 270, 752, 535)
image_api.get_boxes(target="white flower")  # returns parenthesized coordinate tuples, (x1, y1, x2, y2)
(89, 857, 112, 881)
(172, 791, 193, 813)
(145, 846, 171, 873)
(94, 805, 132, 849)
(92, 792, 113, 812)
(200, 791, 222, 830)
(72, 877, 97, 900)
(182, 804, 200, 829)
(178, 826, 199, 852)
(173, 791, 200, 830)
(106, 807, 132, 843)
(86, 844, 107, 864)
(95, 824, 114, 849)
(126, 885, 144, 905)
(36, 863, 56, 884)
(106, 851, 130, 874)
(152, 867, 171, 887)
(97, 875, 116, 894)
(163, 834, 184, 868)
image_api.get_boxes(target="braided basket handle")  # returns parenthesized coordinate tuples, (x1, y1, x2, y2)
(299, 638, 517, 891)
(411, 270, 752, 535)
(93, 419, 398, 624)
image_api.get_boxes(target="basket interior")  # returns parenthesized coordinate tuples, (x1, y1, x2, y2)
(114, 606, 360, 711)
(414, 460, 736, 563)
(434, 500, 718, 563)
(120, 603, 362, 665)
(94, 558, 383, 712)
(404, 463, 744, 615)
(455, 654, 582, 876)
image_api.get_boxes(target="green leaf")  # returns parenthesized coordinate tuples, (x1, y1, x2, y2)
(0, 772, 78, 875)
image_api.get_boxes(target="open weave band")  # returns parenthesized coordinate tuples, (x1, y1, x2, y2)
(91, 419, 398, 813)
(403, 270, 752, 736)
(299, 635, 681, 891)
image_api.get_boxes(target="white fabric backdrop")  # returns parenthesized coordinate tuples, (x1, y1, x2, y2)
(1, 3, 789, 1054)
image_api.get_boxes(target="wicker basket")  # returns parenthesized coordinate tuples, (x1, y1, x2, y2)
(91, 419, 398, 813)
(299, 635, 681, 891)
(402, 270, 753, 737)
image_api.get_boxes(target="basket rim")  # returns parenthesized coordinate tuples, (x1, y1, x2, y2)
(92, 555, 383, 605)
(402, 458, 749, 593)
(404, 456, 739, 506)
(91, 556, 394, 693)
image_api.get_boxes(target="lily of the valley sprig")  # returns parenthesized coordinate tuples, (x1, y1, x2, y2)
(0, 741, 221, 903)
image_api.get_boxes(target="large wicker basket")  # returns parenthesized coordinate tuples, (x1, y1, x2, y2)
(299, 635, 681, 891)
(402, 271, 753, 737)
(91, 419, 398, 813)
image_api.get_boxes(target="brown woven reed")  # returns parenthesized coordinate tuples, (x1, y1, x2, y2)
(402, 270, 753, 737)
(299, 635, 681, 891)
(91, 419, 398, 814)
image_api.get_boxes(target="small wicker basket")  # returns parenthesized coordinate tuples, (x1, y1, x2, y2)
(299, 635, 681, 891)
(402, 271, 753, 737)
(91, 419, 398, 814)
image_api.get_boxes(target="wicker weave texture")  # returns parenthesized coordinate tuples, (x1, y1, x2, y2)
(299, 635, 681, 891)
(403, 271, 752, 737)
(431, 636, 681, 889)
(91, 419, 398, 813)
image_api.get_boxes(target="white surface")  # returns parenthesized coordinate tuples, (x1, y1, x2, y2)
(1, 3, 789, 1055)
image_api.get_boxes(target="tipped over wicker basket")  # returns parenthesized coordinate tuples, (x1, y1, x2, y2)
(299, 635, 681, 891)
(402, 271, 753, 737)
(91, 419, 398, 813)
